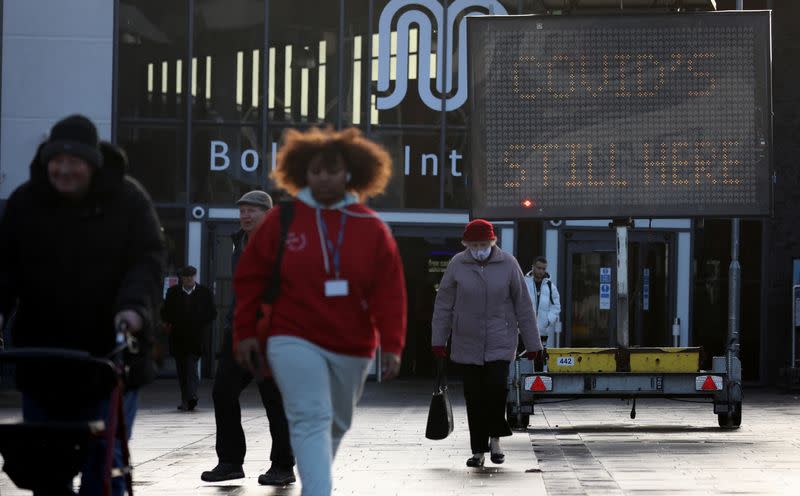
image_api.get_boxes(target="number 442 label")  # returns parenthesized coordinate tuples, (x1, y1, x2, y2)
(557, 356, 575, 367)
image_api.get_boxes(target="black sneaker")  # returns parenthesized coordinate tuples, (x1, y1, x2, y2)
(466, 455, 485, 468)
(187, 397, 198, 411)
(258, 465, 296, 486)
(200, 463, 245, 482)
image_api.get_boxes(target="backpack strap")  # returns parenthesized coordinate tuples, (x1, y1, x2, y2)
(262, 200, 295, 303)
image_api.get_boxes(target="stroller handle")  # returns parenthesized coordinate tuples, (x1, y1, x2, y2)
(110, 321, 140, 358)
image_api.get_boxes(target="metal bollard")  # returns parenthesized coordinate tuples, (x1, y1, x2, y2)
(554, 320, 562, 348)
(672, 318, 681, 347)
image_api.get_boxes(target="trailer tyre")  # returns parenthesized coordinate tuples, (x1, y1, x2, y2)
(506, 405, 529, 430)
(717, 401, 742, 429)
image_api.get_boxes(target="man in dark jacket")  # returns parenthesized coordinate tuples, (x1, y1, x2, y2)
(162, 265, 216, 411)
(0, 114, 166, 495)
(201, 190, 295, 486)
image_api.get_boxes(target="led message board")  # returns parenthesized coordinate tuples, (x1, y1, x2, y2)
(468, 12, 772, 219)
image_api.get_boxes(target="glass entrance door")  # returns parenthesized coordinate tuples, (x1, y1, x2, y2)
(393, 226, 464, 378)
(566, 240, 617, 347)
(204, 221, 241, 376)
(630, 238, 671, 347)
(564, 231, 674, 348)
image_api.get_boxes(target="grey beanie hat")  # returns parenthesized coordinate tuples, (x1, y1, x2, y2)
(236, 190, 273, 210)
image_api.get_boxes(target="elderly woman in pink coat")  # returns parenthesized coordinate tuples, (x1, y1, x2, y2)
(431, 219, 542, 467)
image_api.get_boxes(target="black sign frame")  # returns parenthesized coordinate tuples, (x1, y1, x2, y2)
(468, 12, 773, 220)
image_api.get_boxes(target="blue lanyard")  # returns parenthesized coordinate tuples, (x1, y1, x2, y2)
(316, 208, 347, 278)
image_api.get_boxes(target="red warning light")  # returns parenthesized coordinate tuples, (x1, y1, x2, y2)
(531, 376, 547, 392)
(521, 199, 534, 208)
(701, 376, 719, 391)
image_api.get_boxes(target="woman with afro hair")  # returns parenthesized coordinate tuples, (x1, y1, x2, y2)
(233, 126, 407, 495)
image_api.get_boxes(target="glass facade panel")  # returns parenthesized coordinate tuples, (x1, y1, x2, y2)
(192, 0, 265, 123)
(266, 125, 304, 200)
(118, 0, 188, 119)
(157, 207, 187, 277)
(444, 127, 468, 209)
(343, 0, 370, 126)
(115, 0, 478, 212)
(115, 0, 490, 210)
(191, 125, 270, 204)
(445, 0, 519, 127)
(118, 126, 186, 204)
(692, 219, 762, 380)
(369, 129, 442, 209)
(519, 0, 547, 15)
(370, 0, 518, 127)
(268, 0, 339, 124)
(370, 0, 442, 126)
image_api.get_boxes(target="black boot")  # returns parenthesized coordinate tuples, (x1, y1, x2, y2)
(200, 463, 245, 482)
(466, 454, 485, 468)
(490, 437, 505, 464)
(258, 465, 296, 485)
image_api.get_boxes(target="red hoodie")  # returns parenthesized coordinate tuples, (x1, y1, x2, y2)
(233, 200, 407, 357)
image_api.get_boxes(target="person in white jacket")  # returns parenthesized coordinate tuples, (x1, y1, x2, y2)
(525, 256, 561, 346)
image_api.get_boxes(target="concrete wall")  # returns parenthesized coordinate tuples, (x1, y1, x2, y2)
(0, 0, 113, 199)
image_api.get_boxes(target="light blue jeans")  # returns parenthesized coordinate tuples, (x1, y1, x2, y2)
(267, 336, 371, 496)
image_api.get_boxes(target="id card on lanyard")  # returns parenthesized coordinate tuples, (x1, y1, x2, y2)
(316, 208, 349, 297)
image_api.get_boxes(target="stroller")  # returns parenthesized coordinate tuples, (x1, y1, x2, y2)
(0, 331, 137, 496)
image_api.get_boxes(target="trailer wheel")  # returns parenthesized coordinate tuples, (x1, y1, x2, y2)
(506, 405, 529, 430)
(717, 401, 742, 429)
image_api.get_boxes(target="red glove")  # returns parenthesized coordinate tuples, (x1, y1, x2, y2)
(526, 350, 541, 360)
(432, 346, 447, 358)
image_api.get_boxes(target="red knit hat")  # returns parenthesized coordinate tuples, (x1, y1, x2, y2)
(463, 219, 496, 242)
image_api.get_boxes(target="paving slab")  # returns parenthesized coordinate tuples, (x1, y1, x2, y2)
(2, 380, 800, 495)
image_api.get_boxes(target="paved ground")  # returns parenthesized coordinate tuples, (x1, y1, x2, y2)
(2, 379, 800, 495)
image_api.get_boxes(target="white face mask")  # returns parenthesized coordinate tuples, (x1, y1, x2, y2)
(470, 247, 492, 261)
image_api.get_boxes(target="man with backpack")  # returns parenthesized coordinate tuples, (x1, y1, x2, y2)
(525, 256, 561, 349)
(201, 190, 295, 486)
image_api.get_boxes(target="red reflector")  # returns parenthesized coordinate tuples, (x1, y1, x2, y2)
(532, 376, 547, 392)
(701, 376, 718, 391)
(521, 199, 534, 208)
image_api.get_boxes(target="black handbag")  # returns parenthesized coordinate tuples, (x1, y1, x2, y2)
(425, 358, 454, 440)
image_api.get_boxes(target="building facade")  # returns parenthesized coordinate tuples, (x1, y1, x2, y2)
(2, 0, 797, 384)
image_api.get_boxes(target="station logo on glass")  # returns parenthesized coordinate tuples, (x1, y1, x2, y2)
(376, 0, 507, 111)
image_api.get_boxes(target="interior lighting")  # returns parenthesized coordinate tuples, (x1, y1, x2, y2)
(236, 51, 244, 106)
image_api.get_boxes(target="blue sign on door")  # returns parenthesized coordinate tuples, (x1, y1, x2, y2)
(599, 283, 612, 310)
